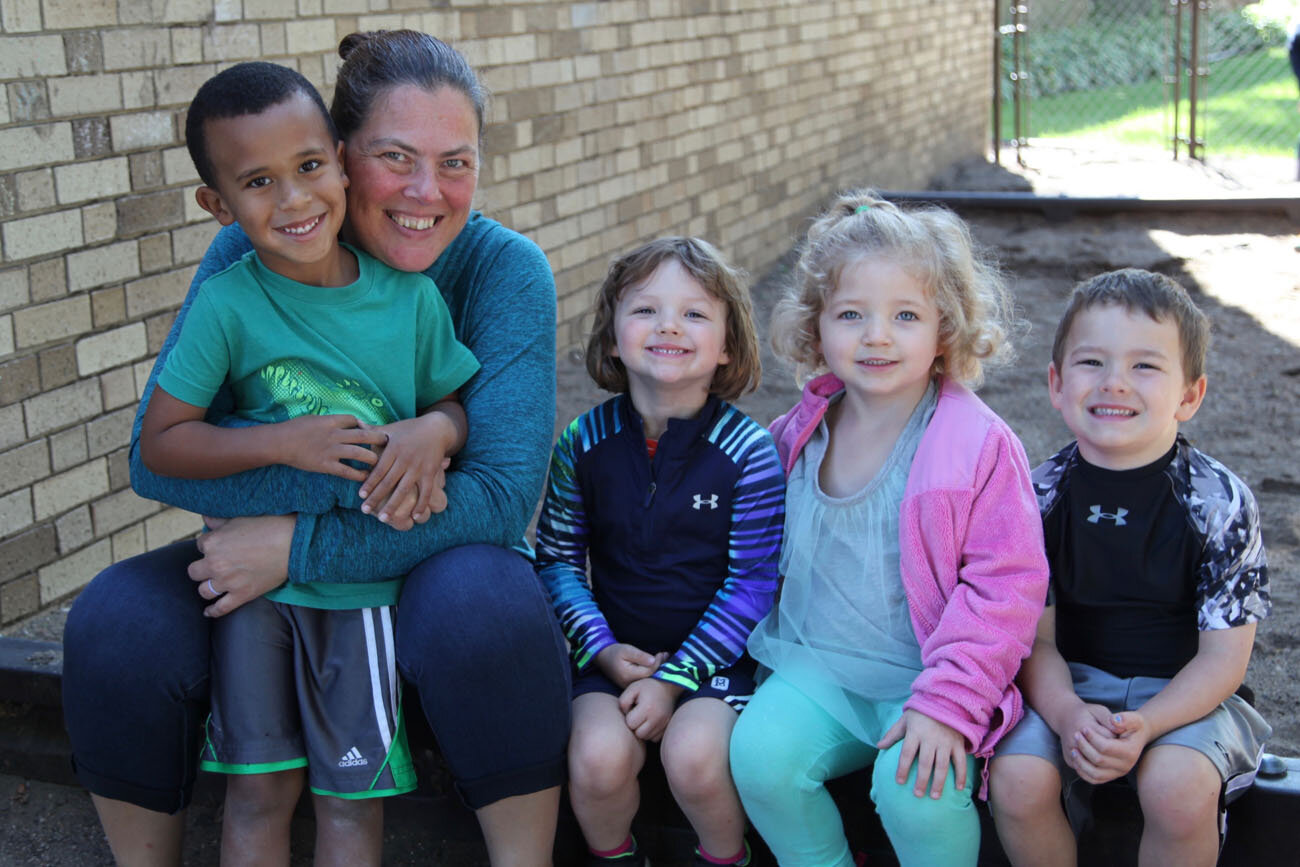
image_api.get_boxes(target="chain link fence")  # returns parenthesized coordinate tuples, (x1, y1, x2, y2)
(997, 0, 1297, 164)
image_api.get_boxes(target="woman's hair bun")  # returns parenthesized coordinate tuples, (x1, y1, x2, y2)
(337, 31, 373, 61)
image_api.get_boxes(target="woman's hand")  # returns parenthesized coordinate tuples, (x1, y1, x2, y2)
(877, 708, 968, 799)
(190, 515, 295, 617)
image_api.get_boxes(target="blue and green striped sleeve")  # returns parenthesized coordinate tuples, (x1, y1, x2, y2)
(655, 408, 785, 691)
(535, 414, 617, 669)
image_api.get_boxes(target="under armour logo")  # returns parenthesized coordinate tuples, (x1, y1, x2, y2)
(1087, 505, 1129, 525)
(711, 676, 730, 690)
(693, 494, 719, 510)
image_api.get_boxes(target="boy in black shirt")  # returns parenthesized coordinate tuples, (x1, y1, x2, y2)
(989, 269, 1271, 866)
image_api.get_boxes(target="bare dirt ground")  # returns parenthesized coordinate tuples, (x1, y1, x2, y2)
(4, 144, 1299, 863)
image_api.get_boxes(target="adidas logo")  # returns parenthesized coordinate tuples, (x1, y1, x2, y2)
(338, 747, 369, 768)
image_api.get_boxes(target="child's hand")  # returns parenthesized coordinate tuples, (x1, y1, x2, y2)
(1068, 710, 1149, 784)
(276, 414, 386, 480)
(618, 678, 682, 742)
(877, 708, 968, 799)
(595, 643, 669, 690)
(358, 416, 451, 525)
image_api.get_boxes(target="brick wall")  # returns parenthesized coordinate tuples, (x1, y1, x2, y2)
(0, 0, 990, 624)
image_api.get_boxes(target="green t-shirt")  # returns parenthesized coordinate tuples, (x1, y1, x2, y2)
(158, 244, 479, 608)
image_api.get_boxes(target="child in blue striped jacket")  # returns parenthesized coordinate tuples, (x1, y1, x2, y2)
(535, 237, 785, 867)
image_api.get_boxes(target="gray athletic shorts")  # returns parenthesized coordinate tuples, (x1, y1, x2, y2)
(996, 661, 1271, 832)
(199, 597, 416, 799)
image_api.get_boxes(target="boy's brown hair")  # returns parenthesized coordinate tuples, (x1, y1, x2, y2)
(1052, 268, 1210, 382)
(585, 237, 762, 402)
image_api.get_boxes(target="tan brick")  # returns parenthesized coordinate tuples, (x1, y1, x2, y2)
(82, 202, 117, 244)
(76, 322, 147, 376)
(0, 87, 8, 125)
(71, 117, 111, 159)
(53, 155, 130, 205)
(3, 210, 82, 261)
(0, 355, 39, 406)
(322, 0, 366, 12)
(285, 19, 335, 54)
(171, 222, 218, 264)
(153, 63, 213, 108)
(1, 0, 42, 32)
(213, 0, 240, 20)
(48, 425, 86, 472)
(41, 0, 115, 29)
(90, 287, 126, 329)
(33, 457, 107, 521)
(144, 310, 174, 354)
(99, 365, 136, 410)
(38, 343, 76, 390)
(102, 28, 171, 71)
(15, 169, 54, 211)
(0, 35, 67, 77)
(0, 124, 74, 173)
(85, 405, 132, 459)
(47, 73, 121, 116)
(63, 30, 102, 74)
(13, 295, 89, 349)
(109, 111, 174, 151)
(129, 151, 164, 189)
(111, 522, 144, 561)
(28, 258, 66, 302)
(131, 358, 152, 398)
(0, 268, 26, 312)
(1, 573, 40, 625)
(125, 266, 194, 317)
(138, 234, 172, 272)
(92, 486, 158, 537)
(144, 506, 201, 550)
(203, 23, 261, 61)
(0, 523, 55, 580)
(0, 441, 49, 497)
(121, 71, 156, 110)
(0, 403, 22, 452)
(105, 444, 128, 490)
(117, 190, 184, 236)
(260, 22, 286, 56)
(0, 315, 11, 356)
(122, 0, 209, 24)
(0, 489, 33, 538)
(38, 537, 110, 604)
(23, 381, 99, 443)
(171, 26, 203, 65)
(162, 147, 199, 186)
(55, 503, 91, 551)
(244, 0, 296, 17)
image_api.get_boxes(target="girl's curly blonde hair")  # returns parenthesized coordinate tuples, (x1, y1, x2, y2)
(770, 190, 1016, 387)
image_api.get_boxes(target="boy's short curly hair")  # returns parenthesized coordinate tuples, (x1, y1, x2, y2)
(1052, 268, 1210, 382)
(586, 237, 762, 402)
(769, 190, 1015, 387)
(185, 62, 336, 188)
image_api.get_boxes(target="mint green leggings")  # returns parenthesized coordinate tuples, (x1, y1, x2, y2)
(730, 672, 979, 867)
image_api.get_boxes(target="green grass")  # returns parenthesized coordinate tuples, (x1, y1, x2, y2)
(998, 46, 1298, 156)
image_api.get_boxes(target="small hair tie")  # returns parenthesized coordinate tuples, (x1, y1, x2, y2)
(855, 204, 871, 214)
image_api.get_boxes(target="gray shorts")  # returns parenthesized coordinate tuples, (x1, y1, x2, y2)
(996, 662, 1271, 832)
(199, 597, 416, 798)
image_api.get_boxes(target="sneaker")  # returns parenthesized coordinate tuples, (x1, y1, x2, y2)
(691, 839, 751, 866)
(586, 848, 647, 867)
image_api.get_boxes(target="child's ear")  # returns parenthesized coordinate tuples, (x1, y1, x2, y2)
(195, 186, 235, 226)
(1047, 362, 1065, 410)
(336, 141, 349, 189)
(1174, 374, 1207, 422)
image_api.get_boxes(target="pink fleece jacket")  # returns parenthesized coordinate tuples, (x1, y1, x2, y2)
(769, 373, 1048, 758)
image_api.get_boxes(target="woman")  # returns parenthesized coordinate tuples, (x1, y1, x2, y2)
(62, 31, 572, 866)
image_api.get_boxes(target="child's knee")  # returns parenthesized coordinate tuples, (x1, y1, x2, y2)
(312, 793, 381, 831)
(569, 724, 641, 796)
(225, 771, 303, 820)
(730, 713, 792, 796)
(662, 738, 731, 802)
(1136, 746, 1221, 836)
(989, 754, 1063, 822)
(870, 753, 974, 837)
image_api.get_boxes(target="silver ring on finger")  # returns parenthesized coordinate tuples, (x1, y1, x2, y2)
(205, 579, 217, 597)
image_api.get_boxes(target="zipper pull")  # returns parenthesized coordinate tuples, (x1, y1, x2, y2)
(644, 481, 656, 507)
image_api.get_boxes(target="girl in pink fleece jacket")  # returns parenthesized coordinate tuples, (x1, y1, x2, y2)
(729, 191, 1048, 867)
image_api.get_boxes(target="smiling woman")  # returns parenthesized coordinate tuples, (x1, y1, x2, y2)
(61, 30, 571, 867)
